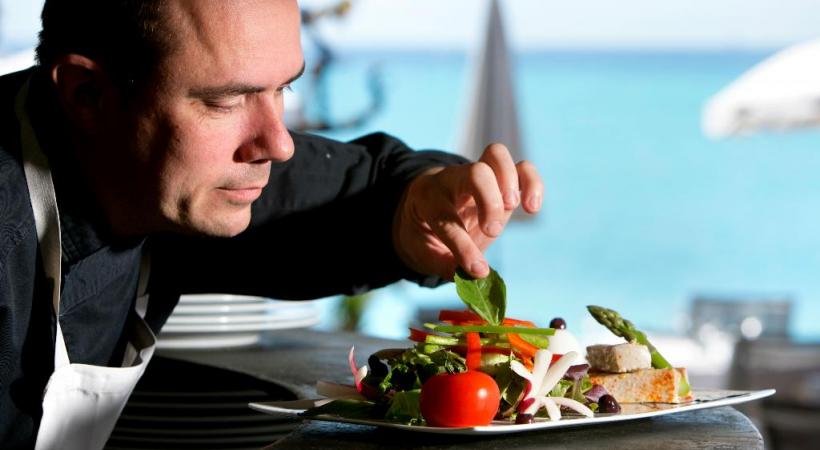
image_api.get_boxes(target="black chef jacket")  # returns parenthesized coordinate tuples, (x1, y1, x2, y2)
(0, 68, 466, 448)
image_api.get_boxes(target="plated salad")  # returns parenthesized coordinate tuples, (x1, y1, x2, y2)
(303, 268, 628, 427)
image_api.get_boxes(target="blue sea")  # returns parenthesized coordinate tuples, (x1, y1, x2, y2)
(301, 50, 820, 342)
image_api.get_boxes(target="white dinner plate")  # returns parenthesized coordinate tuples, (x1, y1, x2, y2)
(248, 389, 776, 435)
(172, 302, 316, 315)
(165, 314, 276, 325)
(165, 307, 319, 325)
(119, 412, 286, 424)
(178, 294, 317, 309)
(107, 435, 291, 448)
(159, 316, 320, 334)
(112, 423, 297, 436)
(178, 294, 271, 304)
(156, 333, 262, 349)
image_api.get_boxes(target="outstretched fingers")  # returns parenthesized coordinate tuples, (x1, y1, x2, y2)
(479, 143, 520, 211)
(393, 143, 544, 281)
(516, 160, 543, 214)
(459, 161, 507, 239)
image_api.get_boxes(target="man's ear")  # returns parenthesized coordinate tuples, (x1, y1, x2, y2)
(50, 54, 115, 132)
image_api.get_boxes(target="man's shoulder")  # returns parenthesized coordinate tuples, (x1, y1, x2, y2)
(0, 67, 34, 132)
(0, 68, 32, 160)
(0, 68, 32, 96)
(0, 142, 34, 256)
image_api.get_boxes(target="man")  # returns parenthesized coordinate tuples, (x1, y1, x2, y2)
(0, 0, 543, 448)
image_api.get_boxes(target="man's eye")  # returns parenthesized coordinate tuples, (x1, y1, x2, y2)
(204, 98, 242, 112)
(277, 84, 294, 94)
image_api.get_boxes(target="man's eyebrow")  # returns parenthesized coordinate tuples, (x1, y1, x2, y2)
(189, 84, 264, 99)
(286, 61, 307, 86)
(188, 61, 306, 99)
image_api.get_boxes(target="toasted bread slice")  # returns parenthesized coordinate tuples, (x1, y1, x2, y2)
(588, 368, 694, 403)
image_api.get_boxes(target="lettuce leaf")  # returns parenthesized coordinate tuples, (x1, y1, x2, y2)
(385, 390, 423, 425)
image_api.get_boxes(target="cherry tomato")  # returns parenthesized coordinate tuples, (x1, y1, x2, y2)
(419, 371, 501, 427)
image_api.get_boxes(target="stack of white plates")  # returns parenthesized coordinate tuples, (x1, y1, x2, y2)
(157, 294, 320, 349)
(107, 356, 300, 449)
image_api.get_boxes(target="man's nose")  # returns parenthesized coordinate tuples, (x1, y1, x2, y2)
(236, 97, 295, 164)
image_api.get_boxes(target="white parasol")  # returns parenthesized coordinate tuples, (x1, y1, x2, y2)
(458, 0, 524, 163)
(457, 0, 530, 221)
(702, 38, 820, 138)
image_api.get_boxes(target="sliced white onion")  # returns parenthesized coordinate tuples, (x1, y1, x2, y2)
(348, 346, 369, 391)
(355, 365, 369, 386)
(532, 349, 553, 386)
(537, 351, 579, 398)
(510, 360, 533, 381)
(549, 396, 595, 418)
(541, 397, 562, 421)
(348, 346, 358, 375)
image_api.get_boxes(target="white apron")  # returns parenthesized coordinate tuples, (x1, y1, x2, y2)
(16, 79, 157, 450)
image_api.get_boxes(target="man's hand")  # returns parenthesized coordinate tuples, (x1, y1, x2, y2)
(393, 143, 543, 280)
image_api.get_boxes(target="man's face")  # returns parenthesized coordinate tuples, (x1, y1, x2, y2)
(111, 0, 303, 236)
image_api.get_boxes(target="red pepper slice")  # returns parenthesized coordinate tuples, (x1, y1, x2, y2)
(438, 310, 538, 328)
(408, 327, 433, 342)
(466, 332, 482, 371)
(438, 310, 483, 324)
(502, 318, 537, 328)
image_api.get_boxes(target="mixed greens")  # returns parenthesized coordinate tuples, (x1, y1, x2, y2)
(303, 268, 607, 426)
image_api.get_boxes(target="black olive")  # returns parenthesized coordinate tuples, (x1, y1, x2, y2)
(549, 317, 567, 329)
(597, 394, 621, 413)
(515, 413, 534, 424)
(367, 354, 388, 378)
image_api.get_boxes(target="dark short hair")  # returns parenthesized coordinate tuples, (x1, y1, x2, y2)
(36, 0, 172, 92)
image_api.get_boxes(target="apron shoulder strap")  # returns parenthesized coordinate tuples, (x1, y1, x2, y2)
(136, 249, 150, 318)
(16, 78, 72, 369)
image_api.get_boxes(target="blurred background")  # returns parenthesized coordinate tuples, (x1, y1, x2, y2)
(3, 1, 819, 447)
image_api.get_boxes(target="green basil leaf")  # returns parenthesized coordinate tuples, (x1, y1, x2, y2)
(454, 267, 506, 326)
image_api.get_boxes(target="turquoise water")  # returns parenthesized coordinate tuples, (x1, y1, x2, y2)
(304, 50, 820, 342)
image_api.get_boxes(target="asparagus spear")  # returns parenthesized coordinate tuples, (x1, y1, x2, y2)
(586, 305, 672, 369)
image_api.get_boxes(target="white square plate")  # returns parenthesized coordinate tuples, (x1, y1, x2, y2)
(248, 389, 775, 435)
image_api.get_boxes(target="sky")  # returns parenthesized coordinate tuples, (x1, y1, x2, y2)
(299, 0, 820, 51)
(2, 0, 819, 52)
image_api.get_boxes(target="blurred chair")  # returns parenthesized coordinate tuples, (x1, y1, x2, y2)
(684, 296, 792, 391)
(729, 339, 820, 450)
(690, 297, 792, 342)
